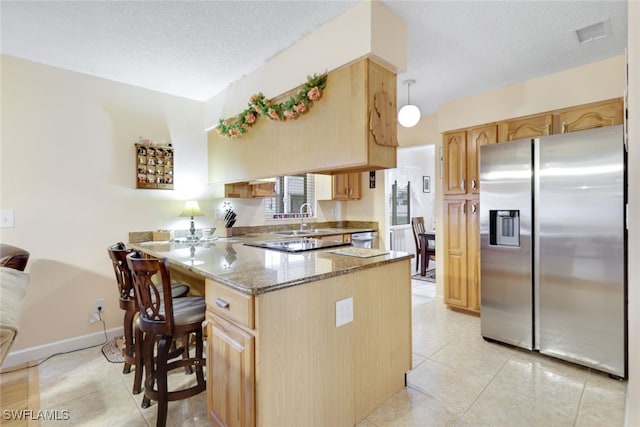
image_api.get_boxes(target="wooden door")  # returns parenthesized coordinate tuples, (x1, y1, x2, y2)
(207, 312, 255, 427)
(558, 99, 623, 133)
(466, 199, 481, 313)
(498, 113, 552, 142)
(443, 198, 468, 308)
(443, 131, 467, 195)
(348, 172, 361, 199)
(467, 125, 497, 194)
(332, 174, 349, 200)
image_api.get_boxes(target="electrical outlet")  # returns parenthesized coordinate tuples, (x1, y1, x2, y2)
(335, 297, 353, 327)
(95, 298, 105, 313)
(0, 210, 14, 228)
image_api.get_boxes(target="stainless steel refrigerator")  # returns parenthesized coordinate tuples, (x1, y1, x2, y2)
(479, 125, 626, 378)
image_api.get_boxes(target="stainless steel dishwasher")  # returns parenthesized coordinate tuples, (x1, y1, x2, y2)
(351, 232, 375, 248)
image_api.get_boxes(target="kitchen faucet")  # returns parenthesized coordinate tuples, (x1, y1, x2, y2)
(299, 202, 312, 231)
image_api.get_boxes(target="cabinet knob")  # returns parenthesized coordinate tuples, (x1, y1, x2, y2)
(561, 122, 567, 133)
(471, 203, 477, 214)
(462, 202, 466, 214)
(461, 180, 465, 191)
(215, 298, 230, 310)
(471, 179, 477, 190)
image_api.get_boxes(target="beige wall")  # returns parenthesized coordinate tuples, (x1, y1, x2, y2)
(625, 2, 639, 425)
(0, 56, 211, 364)
(438, 55, 626, 132)
(203, 0, 407, 130)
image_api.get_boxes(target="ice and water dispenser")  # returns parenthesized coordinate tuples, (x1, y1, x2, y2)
(489, 210, 520, 247)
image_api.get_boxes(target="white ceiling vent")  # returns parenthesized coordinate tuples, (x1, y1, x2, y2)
(575, 20, 609, 44)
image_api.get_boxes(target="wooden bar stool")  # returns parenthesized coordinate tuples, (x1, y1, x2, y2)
(126, 251, 206, 427)
(107, 242, 190, 394)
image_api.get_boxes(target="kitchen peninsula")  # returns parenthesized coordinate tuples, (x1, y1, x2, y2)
(130, 234, 412, 427)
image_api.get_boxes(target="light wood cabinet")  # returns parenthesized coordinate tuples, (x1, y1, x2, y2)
(208, 58, 397, 185)
(317, 233, 352, 243)
(205, 260, 411, 427)
(498, 113, 553, 142)
(557, 99, 624, 134)
(207, 312, 255, 427)
(443, 125, 497, 195)
(333, 172, 361, 200)
(443, 131, 467, 195)
(467, 124, 497, 194)
(224, 182, 276, 198)
(443, 197, 480, 313)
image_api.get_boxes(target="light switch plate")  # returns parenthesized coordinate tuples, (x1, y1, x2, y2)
(336, 297, 353, 327)
(0, 210, 14, 228)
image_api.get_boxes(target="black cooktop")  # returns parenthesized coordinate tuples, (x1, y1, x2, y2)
(244, 238, 351, 253)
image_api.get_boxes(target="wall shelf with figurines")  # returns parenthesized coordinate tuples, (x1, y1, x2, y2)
(135, 138, 174, 190)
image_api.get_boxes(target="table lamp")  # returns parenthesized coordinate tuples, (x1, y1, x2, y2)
(180, 200, 204, 241)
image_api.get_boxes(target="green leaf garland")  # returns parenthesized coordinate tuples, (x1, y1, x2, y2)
(216, 73, 328, 138)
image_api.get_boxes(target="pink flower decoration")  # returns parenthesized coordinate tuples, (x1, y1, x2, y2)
(295, 103, 307, 114)
(229, 128, 240, 138)
(246, 113, 256, 124)
(284, 110, 298, 120)
(308, 86, 321, 101)
(268, 108, 280, 120)
(250, 94, 259, 103)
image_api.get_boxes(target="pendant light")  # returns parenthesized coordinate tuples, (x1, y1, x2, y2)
(398, 79, 421, 128)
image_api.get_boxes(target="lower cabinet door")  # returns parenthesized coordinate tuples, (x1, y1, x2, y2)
(207, 312, 255, 427)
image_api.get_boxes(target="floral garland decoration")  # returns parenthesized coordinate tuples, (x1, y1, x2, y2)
(216, 73, 328, 138)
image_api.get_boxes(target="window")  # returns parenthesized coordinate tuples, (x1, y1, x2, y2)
(390, 180, 410, 225)
(264, 174, 316, 219)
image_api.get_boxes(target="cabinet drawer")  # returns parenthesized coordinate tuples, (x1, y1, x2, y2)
(206, 279, 254, 329)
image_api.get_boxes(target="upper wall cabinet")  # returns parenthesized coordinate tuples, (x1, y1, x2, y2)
(443, 124, 497, 196)
(443, 131, 467, 195)
(496, 98, 623, 142)
(224, 182, 276, 198)
(497, 113, 552, 142)
(208, 58, 397, 185)
(466, 124, 497, 194)
(557, 99, 624, 134)
(333, 173, 361, 201)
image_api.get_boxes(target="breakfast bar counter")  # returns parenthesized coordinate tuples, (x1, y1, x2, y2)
(129, 234, 410, 295)
(130, 235, 412, 427)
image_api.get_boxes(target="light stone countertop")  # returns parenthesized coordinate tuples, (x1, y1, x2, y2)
(129, 233, 411, 295)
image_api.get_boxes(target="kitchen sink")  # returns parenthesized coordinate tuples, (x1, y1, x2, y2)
(244, 238, 351, 252)
(272, 229, 333, 236)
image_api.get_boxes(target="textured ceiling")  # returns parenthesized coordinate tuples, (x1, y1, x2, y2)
(0, 1, 628, 116)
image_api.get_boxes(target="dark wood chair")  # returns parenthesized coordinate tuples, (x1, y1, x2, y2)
(126, 251, 206, 427)
(107, 242, 189, 394)
(411, 217, 436, 275)
(419, 233, 436, 275)
(411, 217, 426, 272)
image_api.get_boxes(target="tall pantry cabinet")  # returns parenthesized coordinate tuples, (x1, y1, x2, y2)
(442, 124, 495, 313)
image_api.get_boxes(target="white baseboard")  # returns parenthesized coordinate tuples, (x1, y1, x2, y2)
(2, 326, 124, 369)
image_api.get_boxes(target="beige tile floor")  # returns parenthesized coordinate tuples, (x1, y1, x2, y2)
(37, 277, 627, 426)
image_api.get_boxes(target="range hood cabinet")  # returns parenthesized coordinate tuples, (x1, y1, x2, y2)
(208, 58, 397, 185)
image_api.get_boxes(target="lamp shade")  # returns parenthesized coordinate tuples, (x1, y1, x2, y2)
(398, 104, 421, 128)
(180, 200, 203, 217)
